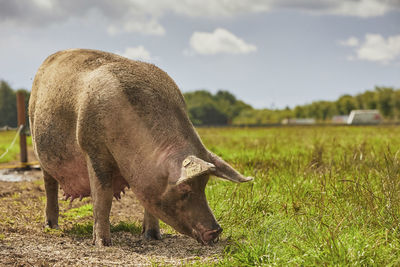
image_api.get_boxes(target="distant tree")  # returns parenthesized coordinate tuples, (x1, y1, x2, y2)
(215, 90, 236, 104)
(184, 89, 251, 125)
(294, 106, 306, 118)
(0, 81, 17, 127)
(393, 90, 400, 120)
(309, 101, 337, 120)
(0, 81, 30, 127)
(231, 87, 400, 124)
(375, 87, 394, 118)
(188, 102, 228, 125)
(336, 95, 358, 115)
(214, 90, 252, 123)
(185, 90, 217, 125)
(233, 109, 259, 125)
(356, 90, 377, 109)
(184, 90, 214, 104)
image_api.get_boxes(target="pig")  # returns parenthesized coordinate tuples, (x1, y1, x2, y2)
(29, 49, 253, 246)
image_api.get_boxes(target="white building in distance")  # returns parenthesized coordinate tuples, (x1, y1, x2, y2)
(347, 110, 382, 125)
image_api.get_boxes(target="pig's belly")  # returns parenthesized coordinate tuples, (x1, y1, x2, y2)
(50, 157, 91, 199)
(40, 153, 129, 200)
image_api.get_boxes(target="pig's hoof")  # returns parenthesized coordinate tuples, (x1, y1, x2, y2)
(45, 221, 59, 230)
(143, 229, 162, 240)
(93, 238, 112, 247)
(93, 237, 112, 247)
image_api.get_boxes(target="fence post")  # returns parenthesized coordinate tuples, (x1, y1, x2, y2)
(16, 91, 28, 164)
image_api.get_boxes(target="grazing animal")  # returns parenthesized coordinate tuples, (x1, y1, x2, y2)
(29, 49, 252, 246)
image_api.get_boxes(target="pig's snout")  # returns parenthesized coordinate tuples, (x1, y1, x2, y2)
(202, 226, 223, 244)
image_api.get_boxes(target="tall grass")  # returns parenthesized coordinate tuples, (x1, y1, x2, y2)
(200, 126, 400, 265)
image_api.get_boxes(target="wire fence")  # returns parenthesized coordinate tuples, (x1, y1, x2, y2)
(0, 125, 23, 160)
(0, 126, 18, 132)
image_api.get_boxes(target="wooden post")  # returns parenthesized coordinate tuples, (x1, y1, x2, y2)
(16, 91, 28, 164)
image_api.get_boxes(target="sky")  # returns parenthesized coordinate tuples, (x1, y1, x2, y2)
(0, 0, 399, 109)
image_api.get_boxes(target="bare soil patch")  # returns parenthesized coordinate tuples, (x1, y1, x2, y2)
(0, 170, 225, 266)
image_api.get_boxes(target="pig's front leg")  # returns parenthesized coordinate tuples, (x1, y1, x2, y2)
(142, 210, 161, 240)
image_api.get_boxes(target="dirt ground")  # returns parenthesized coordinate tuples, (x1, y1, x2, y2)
(0, 169, 225, 266)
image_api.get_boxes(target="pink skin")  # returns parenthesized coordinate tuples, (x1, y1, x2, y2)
(30, 49, 251, 246)
(39, 144, 223, 244)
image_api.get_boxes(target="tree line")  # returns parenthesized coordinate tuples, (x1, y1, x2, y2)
(184, 90, 252, 125)
(184, 86, 400, 125)
(0, 80, 30, 128)
(291, 87, 400, 121)
(0, 79, 399, 127)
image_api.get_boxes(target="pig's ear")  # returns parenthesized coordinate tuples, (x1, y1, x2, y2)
(176, 155, 216, 185)
(208, 152, 253, 183)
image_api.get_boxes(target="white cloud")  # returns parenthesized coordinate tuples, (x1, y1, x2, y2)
(169, 0, 270, 17)
(32, 0, 54, 10)
(338, 37, 359, 47)
(170, 0, 398, 18)
(107, 18, 165, 36)
(189, 28, 257, 55)
(1, 0, 399, 35)
(117, 46, 152, 61)
(342, 34, 400, 64)
(356, 34, 400, 63)
(325, 0, 390, 18)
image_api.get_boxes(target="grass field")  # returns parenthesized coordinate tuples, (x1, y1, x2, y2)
(199, 126, 400, 265)
(0, 131, 32, 163)
(1, 126, 400, 265)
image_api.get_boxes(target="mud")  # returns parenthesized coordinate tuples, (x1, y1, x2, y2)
(0, 169, 41, 182)
(0, 170, 225, 266)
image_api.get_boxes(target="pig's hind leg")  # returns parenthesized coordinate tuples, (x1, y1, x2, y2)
(43, 170, 59, 229)
(142, 210, 161, 240)
(86, 154, 114, 247)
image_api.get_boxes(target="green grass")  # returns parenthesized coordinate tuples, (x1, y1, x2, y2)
(3, 126, 400, 265)
(66, 221, 142, 237)
(61, 204, 142, 237)
(63, 204, 93, 220)
(65, 222, 93, 237)
(0, 131, 32, 163)
(111, 221, 142, 235)
(198, 126, 400, 266)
